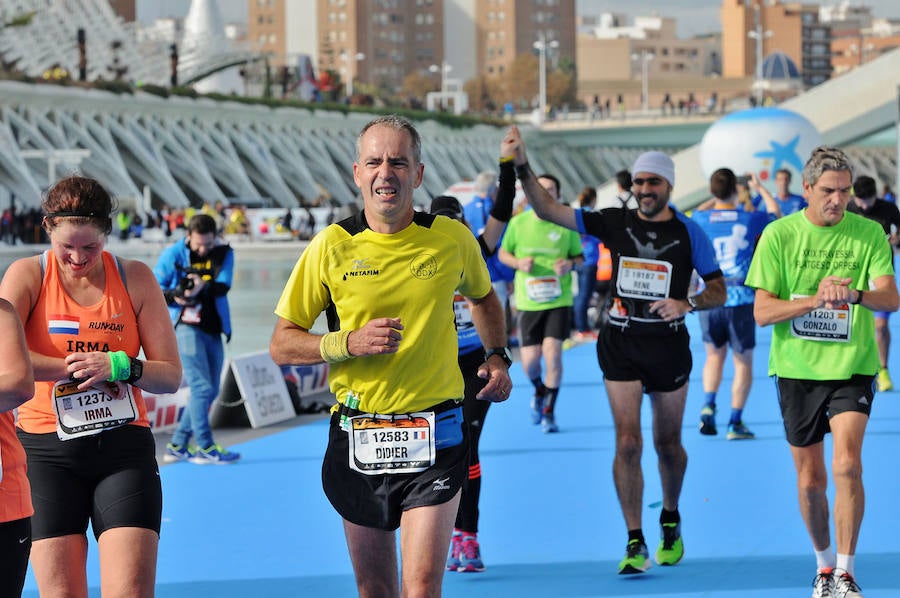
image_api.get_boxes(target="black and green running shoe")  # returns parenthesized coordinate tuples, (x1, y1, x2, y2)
(618, 539, 651, 574)
(655, 521, 684, 566)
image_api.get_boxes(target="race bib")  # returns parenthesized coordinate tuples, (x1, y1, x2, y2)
(617, 257, 672, 300)
(348, 413, 435, 475)
(790, 294, 852, 342)
(52, 380, 137, 440)
(453, 294, 473, 329)
(525, 276, 562, 303)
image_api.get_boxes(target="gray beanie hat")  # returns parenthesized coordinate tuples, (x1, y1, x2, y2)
(632, 151, 675, 187)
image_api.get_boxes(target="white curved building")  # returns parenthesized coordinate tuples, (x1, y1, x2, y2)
(0, 0, 256, 88)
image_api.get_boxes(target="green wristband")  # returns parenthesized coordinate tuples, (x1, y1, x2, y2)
(107, 350, 131, 382)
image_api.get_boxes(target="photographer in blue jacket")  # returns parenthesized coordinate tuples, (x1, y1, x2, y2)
(154, 213, 240, 464)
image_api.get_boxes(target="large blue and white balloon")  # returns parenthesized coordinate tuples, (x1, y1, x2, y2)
(699, 107, 821, 184)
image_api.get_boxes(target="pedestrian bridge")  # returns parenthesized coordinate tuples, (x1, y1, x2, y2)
(0, 48, 896, 211)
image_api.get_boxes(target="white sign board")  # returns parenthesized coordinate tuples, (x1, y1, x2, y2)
(229, 351, 296, 428)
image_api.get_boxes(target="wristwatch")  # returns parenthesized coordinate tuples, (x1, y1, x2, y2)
(127, 357, 143, 385)
(484, 347, 513, 368)
(687, 295, 698, 311)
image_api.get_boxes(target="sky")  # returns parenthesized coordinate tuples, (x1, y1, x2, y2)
(137, 1, 900, 39)
(136, 0, 245, 24)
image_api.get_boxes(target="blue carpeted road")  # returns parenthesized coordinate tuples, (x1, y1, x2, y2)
(22, 316, 900, 597)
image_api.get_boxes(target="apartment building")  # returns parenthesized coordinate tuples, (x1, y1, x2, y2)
(245, 0, 573, 95)
(476, 0, 575, 77)
(720, 0, 832, 87)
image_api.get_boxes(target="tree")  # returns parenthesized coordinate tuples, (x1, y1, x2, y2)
(0, 10, 36, 75)
(463, 74, 499, 113)
(401, 71, 438, 107)
(551, 57, 579, 107)
(492, 53, 576, 112)
(502, 54, 540, 109)
(3, 11, 36, 29)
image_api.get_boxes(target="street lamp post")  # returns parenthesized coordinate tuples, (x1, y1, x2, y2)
(429, 61, 449, 93)
(340, 52, 365, 100)
(428, 61, 453, 109)
(533, 32, 559, 125)
(850, 41, 876, 66)
(630, 50, 654, 115)
(748, 3, 773, 106)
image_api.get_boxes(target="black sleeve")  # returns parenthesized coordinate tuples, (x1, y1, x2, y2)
(208, 282, 230, 297)
(583, 207, 615, 241)
(477, 234, 494, 257)
(489, 161, 516, 223)
(890, 204, 900, 229)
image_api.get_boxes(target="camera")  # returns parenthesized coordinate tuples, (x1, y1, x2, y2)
(736, 174, 750, 186)
(174, 275, 195, 298)
(173, 266, 210, 301)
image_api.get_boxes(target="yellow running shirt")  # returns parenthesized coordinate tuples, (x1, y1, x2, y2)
(275, 211, 492, 414)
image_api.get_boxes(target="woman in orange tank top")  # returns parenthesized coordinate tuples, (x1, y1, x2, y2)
(0, 298, 36, 597)
(0, 176, 182, 598)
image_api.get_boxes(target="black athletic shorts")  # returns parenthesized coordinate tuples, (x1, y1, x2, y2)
(775, 375, 875, 447)
(698, 303, 756, 353)
(322, 400, 468, 531)
(17, 425, 162, 540)
(517, 307, 571, 346)
(597, 325, 692, 393)
(0, 517, 30, 597)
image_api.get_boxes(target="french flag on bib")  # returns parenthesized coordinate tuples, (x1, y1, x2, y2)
(48, 314, 80, 335)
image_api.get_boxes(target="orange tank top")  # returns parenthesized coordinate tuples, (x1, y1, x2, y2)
(0, 411, 32, 522)
(18, 251, 149, 434)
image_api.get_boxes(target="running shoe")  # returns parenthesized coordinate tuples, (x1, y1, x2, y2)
(541, 412, 559, 433)
(190, 443, 241, 464)
(530, 393, 545, 425)
(699, 406, 717, 435)
(655, 521, 684, 566)
(833, 569, 863, 598)
(877, 367, 893, 392)
(458, 535, 485, 572)
(446, 532, 462, 571)
(618, 539, 651, 574)
(811, 567, 835, 598)
(726, 422, 755, 440)
(163, 442, 193, 463)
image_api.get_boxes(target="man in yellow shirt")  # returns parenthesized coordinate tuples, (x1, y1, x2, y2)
(270, 115, 511, 597)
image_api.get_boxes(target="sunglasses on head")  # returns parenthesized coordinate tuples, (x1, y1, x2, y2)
(633, 177, 665, 186)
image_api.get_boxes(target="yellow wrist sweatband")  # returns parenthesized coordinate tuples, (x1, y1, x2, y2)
(320, 330, 353, 363)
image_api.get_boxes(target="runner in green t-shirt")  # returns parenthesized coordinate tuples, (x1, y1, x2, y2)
(745, 146, 899, 598)
(498, 173, 583, 433)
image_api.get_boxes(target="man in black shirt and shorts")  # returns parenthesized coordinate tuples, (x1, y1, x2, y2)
(500, 126, 726, 575)
(847, 174, 900, 392)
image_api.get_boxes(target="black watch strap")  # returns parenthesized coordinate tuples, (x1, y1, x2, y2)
(484, 347, 513, 368)
(126, 357, 143, 385)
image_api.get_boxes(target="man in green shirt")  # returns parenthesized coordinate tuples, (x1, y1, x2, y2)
(746, 146, 899, 598)
(498, 173, 583, 433)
